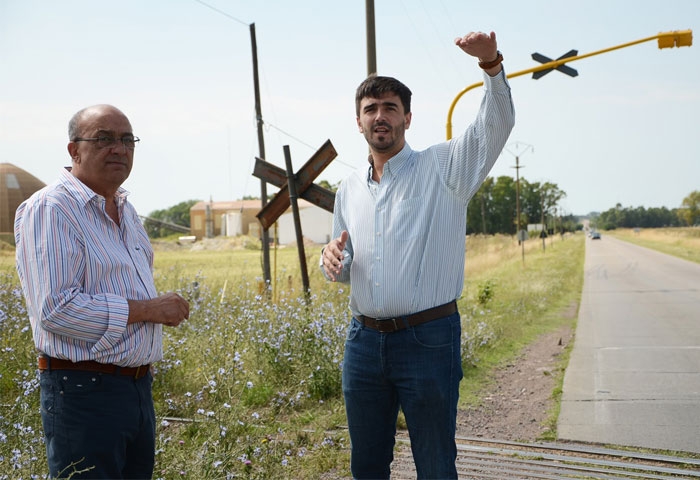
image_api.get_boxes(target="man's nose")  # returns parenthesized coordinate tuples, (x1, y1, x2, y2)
(109, 140, 129, 153)
(374, 107, 389, 121)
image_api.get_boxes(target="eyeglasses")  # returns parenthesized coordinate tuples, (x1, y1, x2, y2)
(73, 135, 140, 150)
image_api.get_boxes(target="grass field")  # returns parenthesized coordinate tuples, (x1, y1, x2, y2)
(0, 231, 589, 479)
(605, 227, 700, 265)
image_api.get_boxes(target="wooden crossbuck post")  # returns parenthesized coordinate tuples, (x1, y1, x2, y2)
(254, 140, 336, 229)
(283, 145, 311, 300)
(253, 140, 337, 297)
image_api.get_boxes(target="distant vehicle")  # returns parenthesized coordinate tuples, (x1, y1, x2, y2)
(591, 231, 601, 240)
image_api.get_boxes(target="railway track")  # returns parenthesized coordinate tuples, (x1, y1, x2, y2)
(391, 434, 700, 479)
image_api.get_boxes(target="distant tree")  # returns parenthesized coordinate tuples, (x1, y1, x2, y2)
(317, 179, 339, 192)
(520, 181, 565, 232)
(467, 177, 495, 234)
(539, 182, 565, 231)
(489, 176, 518, 234)
(520, 179, 541, 226)
(597, 203, 681, 230)
(467, 176, 567, 236)
(144, 199, 200, 238)
(560, 214, 582, 232)
(679, 190, 700, 226)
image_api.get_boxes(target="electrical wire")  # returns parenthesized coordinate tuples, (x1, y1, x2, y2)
(193, 0, 249, 27)
(193, 0, 356, 173)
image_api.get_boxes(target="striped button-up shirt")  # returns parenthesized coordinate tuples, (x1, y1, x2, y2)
(14, 168, 161, 366)
(325, 70, 515, 318)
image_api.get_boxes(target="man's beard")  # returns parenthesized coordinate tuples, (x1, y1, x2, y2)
(366, 122, 405, 153)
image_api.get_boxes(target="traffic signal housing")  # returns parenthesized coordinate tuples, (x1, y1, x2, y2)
(658, 30, 693, 49)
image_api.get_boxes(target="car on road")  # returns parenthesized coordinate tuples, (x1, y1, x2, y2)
(591, 231, 601, 240)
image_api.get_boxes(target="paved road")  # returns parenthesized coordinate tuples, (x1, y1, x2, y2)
(558, 234, 700, 453)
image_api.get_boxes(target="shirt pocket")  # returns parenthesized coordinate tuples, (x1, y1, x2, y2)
(390, 196, 424, 240)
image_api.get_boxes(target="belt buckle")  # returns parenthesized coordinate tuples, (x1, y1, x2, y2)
(391, 318, 398, 331)
(377, 317, 399, 333)
(134, 365, 145, 379)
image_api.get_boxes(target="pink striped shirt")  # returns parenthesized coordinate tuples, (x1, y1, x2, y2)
(14, 168, 161, 367)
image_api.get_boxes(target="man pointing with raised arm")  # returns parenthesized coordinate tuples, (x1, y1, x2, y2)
(320, 31, 514, 479)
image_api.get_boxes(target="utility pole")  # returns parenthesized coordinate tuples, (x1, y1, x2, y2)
(540, 194, 546, 251)
(249, 23, 271, 292)
(366, 0, 377, 76)
(505, 142, 534, 264)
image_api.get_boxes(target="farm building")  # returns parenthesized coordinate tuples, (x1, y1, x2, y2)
(189, 200, 261, 239)
(0, 163, 46, 242)
(276, 201, 332, 245)
(189, 199, 332, 245)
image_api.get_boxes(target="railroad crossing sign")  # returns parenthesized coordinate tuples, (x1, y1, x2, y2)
(531, 49, 579, 79)
(253, 139, 337, 230)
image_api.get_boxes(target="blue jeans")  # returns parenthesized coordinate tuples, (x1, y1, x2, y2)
(342, 312, 463, 479)
(39, 369, 156, 479)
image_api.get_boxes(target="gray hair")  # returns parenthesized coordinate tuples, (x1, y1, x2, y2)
(68, 107, 88, 141)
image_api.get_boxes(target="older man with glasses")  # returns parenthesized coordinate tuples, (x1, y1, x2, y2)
(14, 104, 190, 479)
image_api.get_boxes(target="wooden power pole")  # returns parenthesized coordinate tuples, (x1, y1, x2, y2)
(249, 23, 271, 290)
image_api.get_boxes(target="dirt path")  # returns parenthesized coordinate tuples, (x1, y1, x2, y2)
(457, 321, 574, 441)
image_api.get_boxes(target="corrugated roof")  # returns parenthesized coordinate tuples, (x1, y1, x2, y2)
(0, 163, 47, 234)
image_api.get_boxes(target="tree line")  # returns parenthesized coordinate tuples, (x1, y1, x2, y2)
(143, 200, 199, 238)
(466, 176, 577, 236)
(593, 190, 700, 230)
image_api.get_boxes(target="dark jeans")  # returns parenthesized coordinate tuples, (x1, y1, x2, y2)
(40, 369, 156, 479)
(342, 312, 463, 479)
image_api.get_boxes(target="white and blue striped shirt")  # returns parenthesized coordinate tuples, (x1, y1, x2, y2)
(326, 70, 515, 318)
(14, 168, 161, 366)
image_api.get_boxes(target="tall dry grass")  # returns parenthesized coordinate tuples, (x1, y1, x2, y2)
(606, 227, 700, 264)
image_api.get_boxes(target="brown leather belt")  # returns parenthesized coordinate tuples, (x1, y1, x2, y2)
(38, 356, 150, 379)
(357, 300, 457, 333)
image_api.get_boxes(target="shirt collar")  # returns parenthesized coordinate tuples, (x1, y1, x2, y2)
(58, 167, 129, 207)
(367, 142, 413, 182)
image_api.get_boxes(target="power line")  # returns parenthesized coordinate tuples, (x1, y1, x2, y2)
(262, 122, 356, 171)
(139, 216, 190, 233)
(193, 0, 248, 26)
(193, 0, 355, 175)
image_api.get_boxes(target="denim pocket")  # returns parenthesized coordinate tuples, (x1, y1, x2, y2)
(346, 318, 362, 342)
(39, 372, 58, 438)
(410, 315, 458, 348)
(58, 370, 104, 396)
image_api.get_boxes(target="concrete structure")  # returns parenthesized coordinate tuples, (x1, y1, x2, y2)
(189, 199, 332, 245)
(0, 163, 46, 242)
(277, 202, 332, 245)
(189, 200, 260, 239)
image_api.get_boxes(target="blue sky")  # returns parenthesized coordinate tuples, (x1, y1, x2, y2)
(1, 0, 698, 217)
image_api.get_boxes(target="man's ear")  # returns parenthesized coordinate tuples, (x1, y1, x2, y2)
(67, 142, 79, 163)
(356, 117, 363, 133)
(404, 112, 412, 130)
